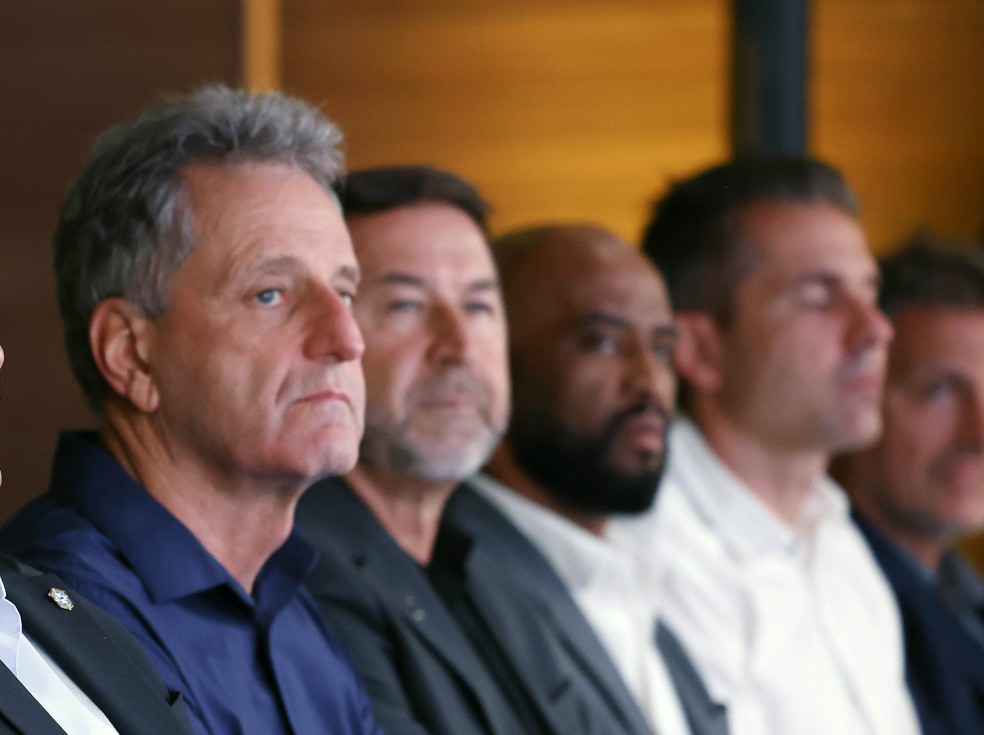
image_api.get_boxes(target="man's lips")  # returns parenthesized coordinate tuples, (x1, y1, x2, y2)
(840, 371, 883, 394)
(295, 389, 351, 407)
(418, 393, 480, 409)
(616, 412, 668, 453)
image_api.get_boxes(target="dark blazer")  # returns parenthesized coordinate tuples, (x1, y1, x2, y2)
(0, 554, 190, 735)
(443, 484, 729, 735)
(854, 512, 984, 735)
(297, 478, 604, 735)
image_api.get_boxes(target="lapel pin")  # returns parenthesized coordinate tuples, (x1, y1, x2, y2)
(48, 588, 74, 611)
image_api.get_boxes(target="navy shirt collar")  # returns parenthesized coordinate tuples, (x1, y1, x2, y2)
(49, 431, 317, 611)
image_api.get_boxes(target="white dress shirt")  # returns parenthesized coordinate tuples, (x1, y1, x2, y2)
(617, 417, 920, 735)
(0, 575, 119, 734)
(471, 473, 693, 735)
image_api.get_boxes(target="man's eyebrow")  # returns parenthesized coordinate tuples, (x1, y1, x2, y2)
(580, 311, 630, 329)
(375, 273, 500, 293)
(337, 263, 361, 285)
(465, 278, 500, 294)
(654, 323, 679, 340)
(378, 272, 428, 288)
(791, 270, 881, 291)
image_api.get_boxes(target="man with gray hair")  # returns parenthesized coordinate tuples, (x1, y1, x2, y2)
(0, 86, 382, 735)
(297, 165, 604, 735)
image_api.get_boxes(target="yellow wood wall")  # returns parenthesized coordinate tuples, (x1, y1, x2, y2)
(813, 0, 984, 253)
(281, 0, 983, 251)
(282, 0, 730, 242)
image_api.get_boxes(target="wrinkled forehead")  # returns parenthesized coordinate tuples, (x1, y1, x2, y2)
(179, 162, 355, 273)
(347, 203, 496, 284)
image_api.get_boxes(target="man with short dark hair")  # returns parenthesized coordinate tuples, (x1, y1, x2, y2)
(835, 233, 984, 734)
(0, 86, 382, 735)
(298, 165, 599, 735)
(617, 157, 919, 735)
(444, 223, 728, 735)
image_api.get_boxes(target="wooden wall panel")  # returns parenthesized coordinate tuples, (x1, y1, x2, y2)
(813, 0, 984, 253)
(0, 2, 241, 520)
(282, 0, 730, 241)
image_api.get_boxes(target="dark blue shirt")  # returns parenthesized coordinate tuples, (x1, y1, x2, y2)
(0, 432, 384, 735)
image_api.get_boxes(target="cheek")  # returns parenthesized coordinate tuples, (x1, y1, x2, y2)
(878, 415, 938, 489)
(361, 346, 413, 405)
(553, 373, 618, 433)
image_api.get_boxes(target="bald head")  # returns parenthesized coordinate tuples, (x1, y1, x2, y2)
(490, 224, 677, 519)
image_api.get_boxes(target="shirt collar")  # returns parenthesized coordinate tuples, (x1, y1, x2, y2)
(468, 473, 634, 594)
(668, 416, 847, 562)
(937, 549, 984, 606)
(0, 576, 21, 675)
(49, 431, 316, 608)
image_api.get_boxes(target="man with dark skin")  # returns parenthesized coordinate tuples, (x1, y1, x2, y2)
(445, 224, 727, 735)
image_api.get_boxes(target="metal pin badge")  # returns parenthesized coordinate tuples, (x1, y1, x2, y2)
(48, 588, 74, 611)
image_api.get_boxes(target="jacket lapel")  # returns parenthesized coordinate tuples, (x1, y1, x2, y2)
(300, 481, 525, 735)
(446, 486, 654, 735)
(656, 623, 729, 735)
(4, 570, 180, 735)
(0, 659, 66, 735)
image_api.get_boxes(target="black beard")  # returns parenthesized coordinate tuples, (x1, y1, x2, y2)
(509, 402, 668, 516)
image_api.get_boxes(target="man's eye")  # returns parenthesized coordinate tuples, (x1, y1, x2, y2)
(795, 284, 834, 310)
(925, 379, 955, 403)
(388, 300, 422, 313)
(581, 333, 619, 355)
(651, 342, 674, 361)
(464, 300, 495, 315)
(339, 291, 356, 307)
(255, 288, 284, 306)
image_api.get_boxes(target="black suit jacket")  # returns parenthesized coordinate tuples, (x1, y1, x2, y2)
(854, 513, 984, 735)
(443, 484, 730, 735)
(0, 554, 190, 735)
(297, 478, 604, 735)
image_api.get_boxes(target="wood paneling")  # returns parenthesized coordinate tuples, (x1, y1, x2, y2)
(0, 2, 241, 520)
(813, 0, 984, 252)
(282, 0, 730, 241)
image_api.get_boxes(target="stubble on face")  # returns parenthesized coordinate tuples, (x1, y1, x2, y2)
(509, 394, 669, 517)
(360, 365, 505, 480)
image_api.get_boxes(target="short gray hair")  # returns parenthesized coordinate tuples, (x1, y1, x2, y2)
(54, 85, 345, 411)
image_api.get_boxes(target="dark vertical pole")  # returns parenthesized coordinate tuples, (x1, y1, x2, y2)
(731, 0, 810, 156)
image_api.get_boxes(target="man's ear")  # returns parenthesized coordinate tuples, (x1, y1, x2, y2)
(673, 311, 725, 394)
(89, 299, 160, 413)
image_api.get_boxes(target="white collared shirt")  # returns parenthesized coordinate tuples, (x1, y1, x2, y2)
(617, 417, 920, 735)
(0, 576, 119, 734)
(471, 473, 693, 735)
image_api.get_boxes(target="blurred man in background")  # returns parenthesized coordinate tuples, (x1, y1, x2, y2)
(445, 223, 728, 735)
(619, 157, 919, 735)
(835, 233, 984, 734)
(298, 166, 602, 735)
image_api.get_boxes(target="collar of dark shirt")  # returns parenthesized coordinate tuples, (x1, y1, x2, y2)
(49, 431, 317, 617)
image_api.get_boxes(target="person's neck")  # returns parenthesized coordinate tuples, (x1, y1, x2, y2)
(690, 410, 828, 526)
(485, 444, 608, 537)
(887, 529, 948, 572)
(100, 415, 301, 595)
(841, 479, 949, 572)
(345, 464, 457, 565)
